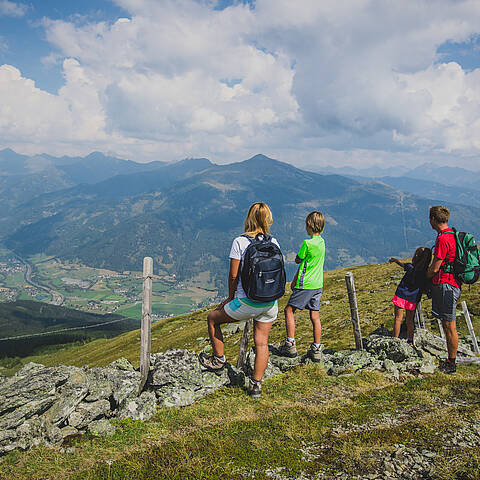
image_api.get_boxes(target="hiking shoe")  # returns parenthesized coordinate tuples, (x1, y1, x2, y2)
(307, 343, 324, 363)
(247, 379, 261, 398)
(278, 342, 298, 358)
(438, 359, 456, 375)
(199, 353, 226, 373)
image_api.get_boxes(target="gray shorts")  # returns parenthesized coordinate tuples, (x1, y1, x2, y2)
(287, 288, 323, 311)
(431, 283, 461, 322)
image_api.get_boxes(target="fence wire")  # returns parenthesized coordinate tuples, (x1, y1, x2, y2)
(0, 317, 135, 341)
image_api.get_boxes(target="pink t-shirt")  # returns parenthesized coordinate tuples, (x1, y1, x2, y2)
(433, 228, 460, 288)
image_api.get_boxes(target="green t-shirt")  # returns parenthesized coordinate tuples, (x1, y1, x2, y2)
(295, 235, 325, 290)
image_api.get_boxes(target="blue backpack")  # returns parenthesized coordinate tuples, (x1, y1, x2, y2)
(240, 234, 286, 302)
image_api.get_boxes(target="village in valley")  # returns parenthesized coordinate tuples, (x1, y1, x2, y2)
(0, 247, 219, 321)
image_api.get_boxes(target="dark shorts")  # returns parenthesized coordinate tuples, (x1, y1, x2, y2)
(287, 288, 323, 311)
(431, 283, 461, 322)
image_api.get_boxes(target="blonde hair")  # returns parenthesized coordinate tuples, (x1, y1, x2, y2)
(244, 202, 273, 236)
(429, 205, 450, 224)
(306, 211, 325, 234)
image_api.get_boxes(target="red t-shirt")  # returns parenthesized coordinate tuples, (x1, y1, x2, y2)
(432, 228, 461, 287)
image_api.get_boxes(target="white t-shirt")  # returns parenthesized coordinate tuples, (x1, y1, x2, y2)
(229, 235, 281, 299)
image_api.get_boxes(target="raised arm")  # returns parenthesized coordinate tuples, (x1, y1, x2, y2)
(389, 258, 405, 268)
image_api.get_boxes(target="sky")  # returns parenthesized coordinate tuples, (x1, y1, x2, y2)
(1, 0, 480, 169)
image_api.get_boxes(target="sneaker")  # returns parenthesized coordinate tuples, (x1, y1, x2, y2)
(307, 343, 324, 363)
(199, 353, 226, 373)
(278, 342, 298, 358)
(438, 359, 456, 375)
(247, 379, 261, 398)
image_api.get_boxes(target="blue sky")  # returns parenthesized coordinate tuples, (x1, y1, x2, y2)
(0, 0, 128, 93)
(1, 0, 480, 168)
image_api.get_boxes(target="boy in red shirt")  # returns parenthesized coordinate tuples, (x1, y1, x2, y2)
(426, 205, 461, 374)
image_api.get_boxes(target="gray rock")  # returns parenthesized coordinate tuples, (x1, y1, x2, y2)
(108, 358, 135, 371)
(116, 391, 157, 421)
(44, 368, 89, 426)
(60, 425, 80, 439)
(0, 364, 67, 416)
(0, 364, 74, 430)
(84, 368, 114, 402)
(365, 335, 417, 363)
(383, 359, 399, 380)
(414, 329, 448, 358)
(0, 429, 17, 455)
(16, 416, 63, 450)
(150, 349, 243, 407)
(331, 350, 374, 370)
(68, 399, 111, 429)
(88, 419, 116, 437)
(268, 344, 304, 371)
(86, 366, 140, 407)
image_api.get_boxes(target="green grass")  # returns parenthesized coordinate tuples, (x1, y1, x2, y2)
(1, 260, 479, 479)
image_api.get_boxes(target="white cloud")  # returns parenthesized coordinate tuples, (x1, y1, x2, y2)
(2, 0, 480, 167)
(0, 0, 27, 17)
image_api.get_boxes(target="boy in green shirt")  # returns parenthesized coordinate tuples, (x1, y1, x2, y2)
(279, 211, 325, 361)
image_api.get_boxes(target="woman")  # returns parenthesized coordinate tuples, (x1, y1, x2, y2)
(199, 202, 280, 398)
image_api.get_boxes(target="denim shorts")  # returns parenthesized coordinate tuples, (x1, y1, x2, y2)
(287, 288, 323, 311)
(431, 283, 461, 322)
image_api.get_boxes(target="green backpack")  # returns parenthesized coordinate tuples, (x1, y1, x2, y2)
(440, 228, 480, 284)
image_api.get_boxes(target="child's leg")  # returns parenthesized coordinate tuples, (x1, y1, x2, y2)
(284, 305, 296, 341)
(405, 309, 415, 342)
(393, 305, 404, 338)
(309, 309, 321, 344)
(252, 320, 273, 381)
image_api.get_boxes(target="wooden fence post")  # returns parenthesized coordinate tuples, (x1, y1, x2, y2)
(236, 318, 253, 369)
(437, 319, 446, 341)
(414, 300, 425, 330)
(138, 257, 153, 394)
(345, 272, 363, 350)
(417, 300, 425, 329)
(461, 301, 479, 354)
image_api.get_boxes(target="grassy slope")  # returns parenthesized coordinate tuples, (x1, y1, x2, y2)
(1, 261, 479, 479)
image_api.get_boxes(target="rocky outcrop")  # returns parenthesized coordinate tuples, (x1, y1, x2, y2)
(0, 329, 477, 456)
(0, 352, 245, 456)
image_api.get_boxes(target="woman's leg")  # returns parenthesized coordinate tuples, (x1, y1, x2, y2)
(393, 305, 404, 338)
(207, 307, 238, 357)
(405, 309, 415, 342)
(252, 320, 273, 381)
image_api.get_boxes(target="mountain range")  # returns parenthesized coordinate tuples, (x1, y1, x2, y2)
(2, 149, 480, 291)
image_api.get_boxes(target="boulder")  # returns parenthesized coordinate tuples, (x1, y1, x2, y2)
(0, 429, 17, 456)
(68, 399, 111, 429)
(43, 368, 89, 426)
(268, 344, 304, 371)
(16, 416, 63, 450)
(88, 419, 116, 437)
(84, 368, 115, 402)
(330, 350, 375, 370)
(0, 364, 70, 430)
(116, 391, 157, 421)
(149, 349, 244, 407)
(365, 335, 417, 363)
